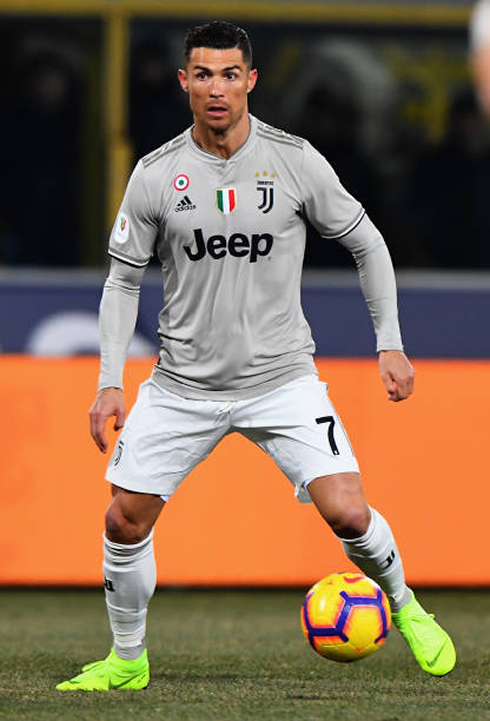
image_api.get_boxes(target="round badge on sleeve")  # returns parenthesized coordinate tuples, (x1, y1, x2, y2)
(174, 174, 189, 191)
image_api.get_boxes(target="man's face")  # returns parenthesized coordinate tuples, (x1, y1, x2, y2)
(178, 46, 257, 133)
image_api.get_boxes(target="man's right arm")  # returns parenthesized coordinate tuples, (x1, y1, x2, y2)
(89, 258, 146, 452)
(90, 158, 158, 452)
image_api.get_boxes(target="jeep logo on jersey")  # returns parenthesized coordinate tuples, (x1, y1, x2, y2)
(216, 188, 236, 214)
(184, 229, 273, 263)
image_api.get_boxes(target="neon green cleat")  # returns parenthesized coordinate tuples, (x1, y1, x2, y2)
(56, 649, 149, 691)
(392, 591, 456, 676)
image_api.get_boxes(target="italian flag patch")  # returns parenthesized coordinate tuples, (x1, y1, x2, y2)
(216, 188, 236, 214)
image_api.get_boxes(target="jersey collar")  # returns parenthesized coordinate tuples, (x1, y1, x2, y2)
(185, 115, 257, 164)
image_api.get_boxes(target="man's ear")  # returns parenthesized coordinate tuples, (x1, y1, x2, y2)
(178, 68, 188, 93)
(247, 68, 258, 94)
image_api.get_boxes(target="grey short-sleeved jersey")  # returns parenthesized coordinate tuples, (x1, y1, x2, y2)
(108, 116, 366, 400)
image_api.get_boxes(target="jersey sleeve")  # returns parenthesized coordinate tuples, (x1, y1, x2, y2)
(98, 258, 145, 390)
(108, 160, 159, 267)
(336, 214, 403, 352)
(301, 141, 365, 240)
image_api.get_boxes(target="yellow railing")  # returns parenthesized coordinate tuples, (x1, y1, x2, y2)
(0, 1, 471, 25)
(103, 11, 131, 232)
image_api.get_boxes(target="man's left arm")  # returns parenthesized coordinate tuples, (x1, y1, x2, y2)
(300, 141, 414, 401)
(336, 213, 414, 402)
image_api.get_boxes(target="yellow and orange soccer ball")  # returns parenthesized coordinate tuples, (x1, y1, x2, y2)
(301, 572, 391, 662)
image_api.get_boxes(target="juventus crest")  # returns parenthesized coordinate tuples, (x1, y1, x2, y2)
(257, 186, 274, 214)
(255, 171, 275, 214)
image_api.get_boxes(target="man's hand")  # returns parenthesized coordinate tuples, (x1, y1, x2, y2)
(89, 387, 126, 453)
(378, 350, 414, 402)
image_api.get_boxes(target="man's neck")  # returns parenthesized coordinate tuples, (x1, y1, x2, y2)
(192, 113, 251, 159)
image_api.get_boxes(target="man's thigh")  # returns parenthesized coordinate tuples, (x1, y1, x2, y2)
(106, 379, 229, 498)
(234, 375, 359, 502)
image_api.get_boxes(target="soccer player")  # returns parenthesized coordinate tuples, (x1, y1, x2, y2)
(57, 21, 456, 691)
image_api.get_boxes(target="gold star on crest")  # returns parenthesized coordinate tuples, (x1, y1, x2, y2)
(254, 170, 276, 179)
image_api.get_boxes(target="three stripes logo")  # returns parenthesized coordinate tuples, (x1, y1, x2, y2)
(175, 195, 197, 212)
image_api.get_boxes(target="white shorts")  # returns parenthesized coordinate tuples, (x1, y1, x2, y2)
(106, 375, 359, 503)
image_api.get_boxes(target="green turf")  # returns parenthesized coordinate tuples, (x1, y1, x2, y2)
(0, 589, 489, 720)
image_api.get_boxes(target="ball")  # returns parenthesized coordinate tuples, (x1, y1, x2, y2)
(300, 572, 391, 662)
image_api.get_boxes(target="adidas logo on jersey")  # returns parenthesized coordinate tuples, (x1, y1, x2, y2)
(175, 195, 196, 212)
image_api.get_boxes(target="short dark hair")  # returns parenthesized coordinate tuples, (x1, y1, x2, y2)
(184, 21, 252, 68)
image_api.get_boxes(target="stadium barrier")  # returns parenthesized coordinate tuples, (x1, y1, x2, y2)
(3, 269, 490, 358)
(2, 355, 488, 587)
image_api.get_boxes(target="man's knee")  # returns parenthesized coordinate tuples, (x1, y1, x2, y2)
(105, 495, 159, 544)
(327, 504, 371, 539)
(105, 486, 165, 544)
(307, 473, 371, 539)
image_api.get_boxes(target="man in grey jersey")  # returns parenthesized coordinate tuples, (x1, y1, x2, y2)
(57, 21, 456, 691)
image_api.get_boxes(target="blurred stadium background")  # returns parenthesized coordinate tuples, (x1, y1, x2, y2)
(1, 0, 489, 588)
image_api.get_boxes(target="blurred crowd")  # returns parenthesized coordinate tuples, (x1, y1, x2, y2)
(1, 21, 489, 270)
(0, 48, 82, 266)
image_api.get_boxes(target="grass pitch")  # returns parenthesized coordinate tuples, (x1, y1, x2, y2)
(0, 589, 489, 720)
